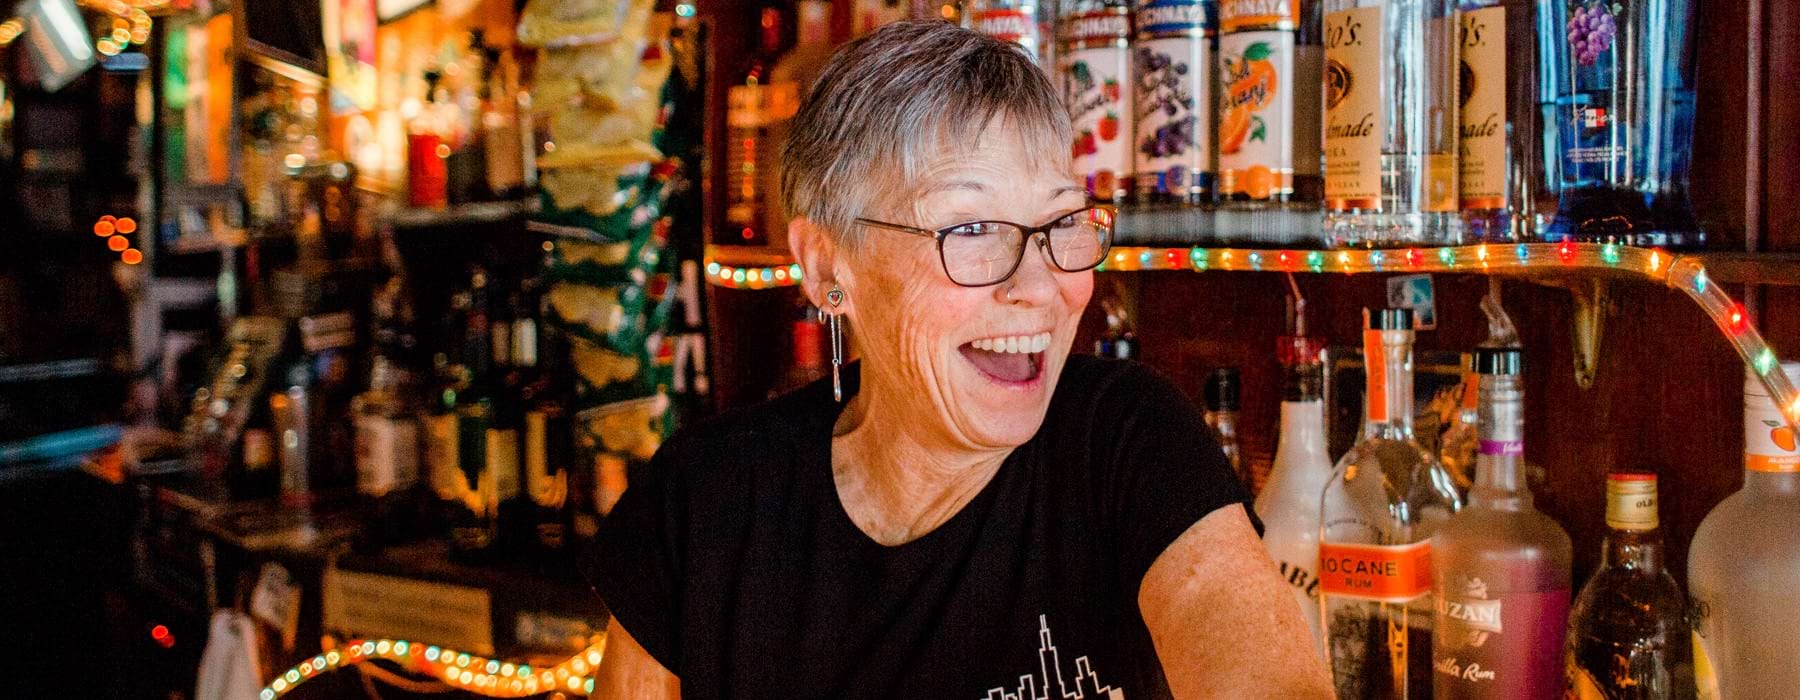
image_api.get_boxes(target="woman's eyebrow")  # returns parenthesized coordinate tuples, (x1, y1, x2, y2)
(916, 180, 992, 197)
(1050, 185, 1085, 198)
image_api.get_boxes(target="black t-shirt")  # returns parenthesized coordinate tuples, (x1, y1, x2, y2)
(589, 355, 1250, 699)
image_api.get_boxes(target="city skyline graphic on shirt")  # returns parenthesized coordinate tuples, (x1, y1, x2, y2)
(983, 615, 1125, 700)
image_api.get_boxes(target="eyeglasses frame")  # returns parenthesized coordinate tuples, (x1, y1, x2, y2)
(852, 206, 1117, 288)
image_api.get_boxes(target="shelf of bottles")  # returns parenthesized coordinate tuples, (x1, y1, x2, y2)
(260, 638, 603, 699)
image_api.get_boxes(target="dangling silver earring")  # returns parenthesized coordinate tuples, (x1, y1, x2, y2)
(824, 286, 845, 402)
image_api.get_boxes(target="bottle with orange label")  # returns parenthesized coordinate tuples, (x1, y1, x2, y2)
(1216, 0, 1322, 206)
(1564, 473, 1693, 699)
(1060, 0, 1134, 203)
(1688, 364, 1800, 700)
(1319, 307, 1463, 699)
(1320, 0, 1462, 248)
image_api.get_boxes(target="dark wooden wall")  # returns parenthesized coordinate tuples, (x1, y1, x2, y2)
(701, 0, 1796, 586)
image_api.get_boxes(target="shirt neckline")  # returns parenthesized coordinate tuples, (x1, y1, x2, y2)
(808, 362, 1020, 552)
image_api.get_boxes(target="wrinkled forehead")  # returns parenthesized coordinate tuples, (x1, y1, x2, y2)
(871, 113, 1075, 221)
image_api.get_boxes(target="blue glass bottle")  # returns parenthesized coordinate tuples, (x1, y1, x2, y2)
(1537, 0, 1700, 248)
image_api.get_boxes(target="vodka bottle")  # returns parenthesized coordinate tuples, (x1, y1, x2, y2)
(1688, 364, 1800, 700)
(1132, 0, 1214, 205)
(1321, 0, 1462, 247)
(1218, 0, 1323, 205)
(1431, 348, 1571, 699)
(1319, 308, 1463, 699)
(1564, 473, 1694, 699)
(1456, 0, 1545, 241)
(1256, 332, 1331, 652)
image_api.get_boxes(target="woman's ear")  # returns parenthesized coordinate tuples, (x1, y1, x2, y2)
(788, 216, 840, 308)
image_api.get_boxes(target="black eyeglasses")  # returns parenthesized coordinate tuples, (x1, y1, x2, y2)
(854, 206, 1116, 287)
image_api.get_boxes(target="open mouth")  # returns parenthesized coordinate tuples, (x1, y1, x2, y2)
(958, 332, 1050, 385)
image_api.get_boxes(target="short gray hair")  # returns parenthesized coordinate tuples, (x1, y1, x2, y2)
(780, 20, 1072, 240)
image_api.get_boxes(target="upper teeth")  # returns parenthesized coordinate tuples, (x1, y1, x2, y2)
(972, 332, 1051, 354)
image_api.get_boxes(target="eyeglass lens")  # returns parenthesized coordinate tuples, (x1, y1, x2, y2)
(939, 208, 1113, 286)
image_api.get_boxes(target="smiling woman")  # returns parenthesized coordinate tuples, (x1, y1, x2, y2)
(588, 20, 1331, 700)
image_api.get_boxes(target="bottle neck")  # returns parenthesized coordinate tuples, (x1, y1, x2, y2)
(1363, 330, 1415, 439)
(1601, 528, 1666, 574)
(1277, 397, 1325, 453)
(1470, 373, 1529, 509)
(1744, 469, 1800, 495)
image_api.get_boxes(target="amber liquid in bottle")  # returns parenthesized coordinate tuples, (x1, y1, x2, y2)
(1563, 473, 1694, 699)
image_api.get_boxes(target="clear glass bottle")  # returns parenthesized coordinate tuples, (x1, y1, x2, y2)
(1256, 332, 1331, 653)
(1688, 364, 1800, 700)
(1431, 348, 1571, 699)
(1321, 0, 1462, 247)
(1457, 0, 1545, 241)
(1218, 0, 1323, 205)
(1319, 308, 1463, 700)
(1203, 367, 1245, 486)
(1535, 0, 1700, 247)
(1564, 473, 1694, 699)
(1131, 0, 1214, 205)
(1060, 0, 1134, 203)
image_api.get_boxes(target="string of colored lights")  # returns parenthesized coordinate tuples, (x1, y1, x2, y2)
(261, 638, 604, 699)
(703, 241, 1800, 431)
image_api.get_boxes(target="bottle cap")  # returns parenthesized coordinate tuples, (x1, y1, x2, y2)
(1474, 348, 1523, 376)
(1204, 367, 1240, 411)
(1369, 308, 1413, 331)
(1604, 473, 1658, 532)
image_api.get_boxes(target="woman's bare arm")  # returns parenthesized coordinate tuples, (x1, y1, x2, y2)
(590, 619, 680, 699)
(1138, 506, 1333, 699)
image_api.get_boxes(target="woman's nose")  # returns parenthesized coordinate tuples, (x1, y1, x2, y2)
(997, 235, 1059, 306)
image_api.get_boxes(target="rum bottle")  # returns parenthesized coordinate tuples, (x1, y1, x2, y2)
(1688, 364, 1800, 700)
(1564, 473, 1694, 699)
(1431, 348, 1571, 699)
(1256, 331, 1331, 652)
(1218, 0, 1323, 205)
(1060, 0, 1134, 203)
(1319, 308, 1463, 699)
(1321, 0, 1462, 247)
(1131, 0, 1214, 205)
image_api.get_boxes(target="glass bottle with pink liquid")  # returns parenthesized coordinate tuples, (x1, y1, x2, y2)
(1430, 348, 1571, 699)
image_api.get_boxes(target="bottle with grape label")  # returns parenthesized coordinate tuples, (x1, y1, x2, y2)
(1217, 0, 1322, 205)
(1688, 364, 1800, 700)
(1131, 0, 1214, 205)
(1061, 0, 1134, 203)
(1319, 308, 1463, 699)
(1321, 0, 1462, 247)
(1256, 331, 1330, 653)
(1536, 0, 1700, 247)
(1564, 473, 1694, 700)
(1431, 348, 1571, 699)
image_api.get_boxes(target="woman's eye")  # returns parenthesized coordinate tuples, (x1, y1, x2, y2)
(945, 223, 994, 237)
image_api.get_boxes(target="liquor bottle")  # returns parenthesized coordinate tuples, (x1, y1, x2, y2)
(773, 303, 828, 397)
(1536, 0, 1700, 247)
(1093, 297, 1136, 360)
(1203, 367, 1245, 486)
(1321, 0, 1462, 247)
(271, 360, 314, 509)
(1688, 364, 1800, 700)
(517, 282, 573, 554)
(966, 0, 1055, 67)
(352, 355, 422, 552)
(1131, 0, 1213, 205)
(1430, 348, 1571, 699)
(1218, 0, 1323, 205)
(1060, 0, 1133, 203)
(724, 6, 797, 247)
(1564, 473, 1694, 699)
(1319, 308, 1463, 699)
(1256, 330, 1330, 652)
(407, 70, 451, 208)
(446, 266, 521, 559)
(1456, 0, 1543, 241)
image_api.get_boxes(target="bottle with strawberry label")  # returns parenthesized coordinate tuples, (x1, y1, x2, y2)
(1060, 0, 1134, 204)
(1217, 0, 1323, 207)
(1131, 0, 1214, 206)
(965, 0, 1057, 68)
